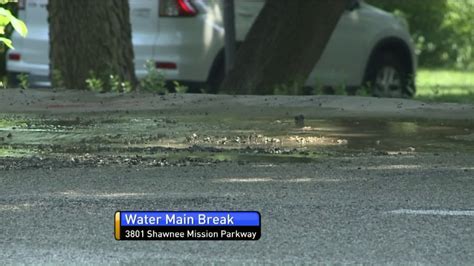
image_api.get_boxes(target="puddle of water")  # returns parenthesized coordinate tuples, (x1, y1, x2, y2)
(0, 147, 38, 157)
(1, 113, 473, 163)
(183, 116, 474, 153)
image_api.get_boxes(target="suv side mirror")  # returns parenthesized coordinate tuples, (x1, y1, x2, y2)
(347, 0, 360, 11)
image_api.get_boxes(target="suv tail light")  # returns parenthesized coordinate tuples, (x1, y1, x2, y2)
(9, 53, 21, 61)
(159, 0, 197, 17)
(18, 0, 25, 10)
(155, 61, 177, 69)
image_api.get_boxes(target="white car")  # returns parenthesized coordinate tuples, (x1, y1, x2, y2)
(7, 0, 416, 97)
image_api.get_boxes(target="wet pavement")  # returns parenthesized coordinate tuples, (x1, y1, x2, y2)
(1, 111, 474, 169)
(0, 92, 473, 263)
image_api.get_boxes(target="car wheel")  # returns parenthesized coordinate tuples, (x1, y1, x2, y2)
(364, 52, 414, 98)
(7, 72, 20, 88)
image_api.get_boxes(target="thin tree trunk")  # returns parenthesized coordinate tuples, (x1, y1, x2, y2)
(220, 0, 347, 95)
(223, 0, 236, 74)
(48, 0, 136, 90)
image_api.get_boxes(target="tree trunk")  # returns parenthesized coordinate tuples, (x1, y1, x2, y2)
(48, 0, 137, 90)
(223, 0, 236, 74)
(220, 0, 348, 95)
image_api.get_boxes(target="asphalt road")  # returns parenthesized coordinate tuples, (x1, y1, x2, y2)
(1, 154, 473, 264)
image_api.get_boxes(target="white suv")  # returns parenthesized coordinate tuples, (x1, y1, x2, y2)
(7, 0, 416, 97)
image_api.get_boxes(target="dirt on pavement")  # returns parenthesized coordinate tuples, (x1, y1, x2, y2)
(0, 89, 473, 170)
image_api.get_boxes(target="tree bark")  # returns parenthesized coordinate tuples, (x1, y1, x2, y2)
(220, 0, 348, 95)
(223, 0, 236, 74)
(48, 0, 136, 90)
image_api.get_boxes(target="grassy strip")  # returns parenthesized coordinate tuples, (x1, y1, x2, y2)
(415, 69, 474, 103)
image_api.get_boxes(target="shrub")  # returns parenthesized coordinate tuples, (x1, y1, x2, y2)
(0, 1, 27, 78)
(52, 69, 65, 89)
(139, 60, 167, 94)
(0, 1, 27, 49)
(109, 74, 132, 93)
(85, 71, 104, 92)
(173, 81, 188, 94)
(17, 72, 28, 89)
(442, 0, 474, 70)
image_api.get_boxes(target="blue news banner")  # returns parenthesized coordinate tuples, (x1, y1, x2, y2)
(114, 211, 261, 240)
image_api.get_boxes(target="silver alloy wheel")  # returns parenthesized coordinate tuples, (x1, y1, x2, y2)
(373, 66, 403, 98)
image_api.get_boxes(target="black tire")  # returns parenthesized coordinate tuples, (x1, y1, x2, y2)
(6, 72, 20, 88)
(363, 52, 414, 98)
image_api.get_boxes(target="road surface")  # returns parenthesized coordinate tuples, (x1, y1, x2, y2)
(1, 154, 473, 264)
(0, 91, 473, 264)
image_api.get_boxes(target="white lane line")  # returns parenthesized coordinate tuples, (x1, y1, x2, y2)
(388, 209, 474, 216)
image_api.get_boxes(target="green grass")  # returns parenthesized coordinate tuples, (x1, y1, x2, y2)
(415, 69, 474, 103)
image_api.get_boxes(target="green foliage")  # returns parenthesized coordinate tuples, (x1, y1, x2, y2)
(0, 0, 27, 49)
(333, 84, 347, 96)
(273, 84, 296, 95)
(109, 74, 120, 92)
(84, 61, 183, 94)
(85, 71, 104, 93)
(51, 69, 65, 89)
(272, 80, 306, 95)
(356, 86, 370, 97)
(0, 75, 6, 88)
(442, 0, 474, 70)
(312, 86, 322, 95)
(109, 74, 132, 93)
(311, 78, 324, 95)
(84, 71, 134, 93)
(173, 81, 188, 94)
(16, 72, 28, 89)
(273, 80, 352, 96)
(139, 60, 167, 94)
